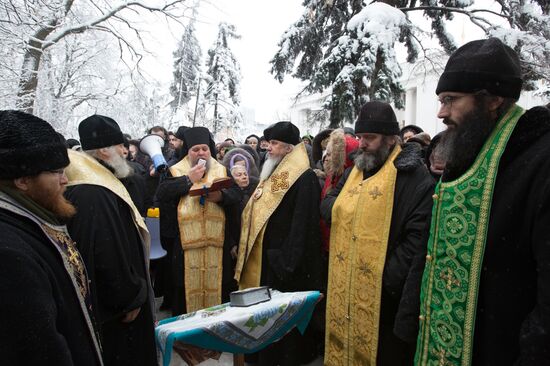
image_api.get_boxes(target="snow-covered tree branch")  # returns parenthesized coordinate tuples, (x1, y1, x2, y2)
(0, 0, 191, 114)
(271, 0, 550, 128)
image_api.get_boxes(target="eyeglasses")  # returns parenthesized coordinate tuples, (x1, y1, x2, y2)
(437, 95, 469, 109)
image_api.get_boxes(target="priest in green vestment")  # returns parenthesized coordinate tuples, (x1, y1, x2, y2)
(415, 38, 550, 365)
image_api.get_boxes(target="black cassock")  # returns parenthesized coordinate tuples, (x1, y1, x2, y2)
(65, 184, 157, 366)
(0, 208, 102, 366)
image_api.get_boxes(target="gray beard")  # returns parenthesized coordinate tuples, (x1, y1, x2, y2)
(260, 155, 282, 181)
(354, 143, 392, 173)
(107, 152, 134, 179)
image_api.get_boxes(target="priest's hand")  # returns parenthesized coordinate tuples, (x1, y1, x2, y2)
(205, 190, 222, 203)
(188, 164, 206, 183)
(121, 307, 141, 323)
(230, 245, 238, 259)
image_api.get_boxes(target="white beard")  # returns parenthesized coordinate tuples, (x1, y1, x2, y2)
(260, 155, 282, 181)
(107, 150, 133, 179)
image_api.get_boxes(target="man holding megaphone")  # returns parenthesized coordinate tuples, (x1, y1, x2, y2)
(156, 126, 242, 316)
(139, 133, 169, 174)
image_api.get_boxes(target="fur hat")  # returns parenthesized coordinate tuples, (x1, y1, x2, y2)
(326, 129, 360, 177)
(235, 144, 260, 169)
(436, 37, 522, 99)
(79, 114, 124, 150)
(400, 124, 423, 138)
(222, 147, 260, 178)
(355, 101, 400, 136)
(407, 132, 431, 147)
(264, 121, 300, 145)
(0, 110, 69, 179)
(312, 129, 334, 163)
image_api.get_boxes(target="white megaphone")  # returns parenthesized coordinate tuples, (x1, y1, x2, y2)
(139, 134, 168, 171)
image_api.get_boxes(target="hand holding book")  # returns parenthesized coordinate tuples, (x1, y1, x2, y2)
(188, 177, 233, 197)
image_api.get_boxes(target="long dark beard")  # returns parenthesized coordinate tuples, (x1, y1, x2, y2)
(439, 100, 498, 182)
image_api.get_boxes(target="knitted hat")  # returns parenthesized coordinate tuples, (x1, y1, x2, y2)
(0, 110, 69, 179)
(79, 115, 124, 150)
(436, 37, 522, 99)
(355, 101, 399, 135)
(264, 121, 300, 145)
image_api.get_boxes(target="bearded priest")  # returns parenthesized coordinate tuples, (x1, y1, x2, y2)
(235, 121, 323, 366)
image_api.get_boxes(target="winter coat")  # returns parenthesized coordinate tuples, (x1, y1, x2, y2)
(0, 200, 102, 366)
(65, 184, 157, 366)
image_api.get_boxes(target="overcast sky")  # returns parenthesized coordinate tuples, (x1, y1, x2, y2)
(144, 0, 306, 124)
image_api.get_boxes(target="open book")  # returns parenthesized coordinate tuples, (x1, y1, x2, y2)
(188, 177, 233, 196)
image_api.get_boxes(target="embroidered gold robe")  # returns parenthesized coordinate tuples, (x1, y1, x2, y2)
(170, 156, 227, 312)
(325, 145, 401, 365)
(234, 143, 310, 290)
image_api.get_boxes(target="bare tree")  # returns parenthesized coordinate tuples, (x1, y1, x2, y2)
(0, 0, 192, 114)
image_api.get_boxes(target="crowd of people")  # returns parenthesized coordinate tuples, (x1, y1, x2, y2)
(1, 38, 549, 366)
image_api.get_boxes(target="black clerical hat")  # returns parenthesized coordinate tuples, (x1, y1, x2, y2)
(263, 121, 300, 145)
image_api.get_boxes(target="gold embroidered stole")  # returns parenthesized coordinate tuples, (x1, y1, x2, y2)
(170, 157, 227, 312)
(65, 150, 151, 258)
(325, 145, 401, 366)
(234, 143, 310, 290)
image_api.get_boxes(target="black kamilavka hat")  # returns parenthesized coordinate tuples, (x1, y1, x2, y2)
(181, 126, 216, 156)
(79, 114, 124, 150)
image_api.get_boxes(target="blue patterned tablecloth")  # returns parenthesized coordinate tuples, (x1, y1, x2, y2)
(155, 290, 321, 366)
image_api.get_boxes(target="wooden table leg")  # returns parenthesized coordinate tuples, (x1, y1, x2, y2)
(233, 353, 244, 366)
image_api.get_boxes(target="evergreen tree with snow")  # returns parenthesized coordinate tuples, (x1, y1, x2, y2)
(169, 8, 202, 112)
(271, 0, 550, 128)
(204, 22, 243, 135)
